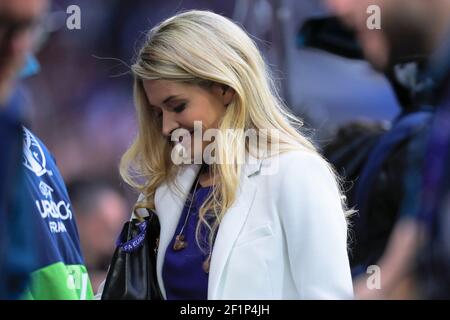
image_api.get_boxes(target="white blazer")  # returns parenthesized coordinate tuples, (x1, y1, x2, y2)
(127, 150, 354, 300)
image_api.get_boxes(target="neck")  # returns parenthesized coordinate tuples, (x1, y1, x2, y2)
(198, 163, 213, 187)
(200, 162, 210, 173)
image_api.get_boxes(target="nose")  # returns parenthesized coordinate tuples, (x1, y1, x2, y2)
(325, 0, 352, 16)
(325, 0, 363, 29)
(12, 30, 32, 56)
(161, 110, 180, 137)
(1, 27, 33, 58)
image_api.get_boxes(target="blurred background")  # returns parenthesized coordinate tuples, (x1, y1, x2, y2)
(25, 0, 400, 182)
(22, 0, 402, 293)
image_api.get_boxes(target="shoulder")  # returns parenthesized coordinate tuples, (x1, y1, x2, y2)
(277, 149, 328, 168)
(22, 126, 68, 194)
(256, 149, 342, 208)
(259, 149, 335, 185)
(22, 126, 57, 163)
(260, 150, 348, 243)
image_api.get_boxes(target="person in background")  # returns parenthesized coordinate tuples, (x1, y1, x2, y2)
(327, 0, 450, 298)
(0, 0, 48, 299)
(68, 180, 128, 293)
(0, 0, 94, 299)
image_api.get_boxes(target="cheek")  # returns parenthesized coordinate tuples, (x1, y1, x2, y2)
(183, 101, 225, 129)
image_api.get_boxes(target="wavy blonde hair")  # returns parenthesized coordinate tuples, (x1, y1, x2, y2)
(120, 10, 351, 252)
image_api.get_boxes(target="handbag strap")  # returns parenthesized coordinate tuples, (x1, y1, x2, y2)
(116, 219, 148, 253)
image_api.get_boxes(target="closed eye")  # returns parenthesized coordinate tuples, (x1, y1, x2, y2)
(173, 103, 186, 114)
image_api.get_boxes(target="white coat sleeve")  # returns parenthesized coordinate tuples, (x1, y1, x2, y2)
(277, 151, 354, 299)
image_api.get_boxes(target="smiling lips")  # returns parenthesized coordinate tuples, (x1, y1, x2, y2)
(169, 129, 195, 146)
(168, 130, 194, 145)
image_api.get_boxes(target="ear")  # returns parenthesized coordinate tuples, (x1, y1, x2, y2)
(212, 83, 235, 107)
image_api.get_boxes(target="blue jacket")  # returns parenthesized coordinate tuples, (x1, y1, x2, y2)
(0, 89, 35, 299)
(415, 33, 450, 298)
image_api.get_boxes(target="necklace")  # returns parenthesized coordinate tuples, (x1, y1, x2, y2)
(172, 165, 214, 273)
(172, 174, 201, 251)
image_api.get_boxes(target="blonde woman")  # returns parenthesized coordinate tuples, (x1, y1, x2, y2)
(117, 10, 353, 299)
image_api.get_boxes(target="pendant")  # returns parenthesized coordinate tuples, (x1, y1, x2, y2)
(203, 256, 211, 273)
(173, 234, 188, 251)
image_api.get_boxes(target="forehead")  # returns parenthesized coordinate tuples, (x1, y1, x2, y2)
(0, 0, 48, 20)
(328, 0, 393, 11)
(143, 79, 184, 95)
(142, 79, 201, 105)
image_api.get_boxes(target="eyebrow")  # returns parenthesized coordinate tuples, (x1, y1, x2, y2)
(162, 95, 180, 104)
(148, 95, 182, 109)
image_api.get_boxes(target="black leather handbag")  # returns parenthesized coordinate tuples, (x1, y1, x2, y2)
(101, 211, 163, 300)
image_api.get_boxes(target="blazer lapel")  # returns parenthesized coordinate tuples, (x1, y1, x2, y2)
(153, 155, 264, 299)
(154, 164, 201, 299)
(208, 156, 262, 299)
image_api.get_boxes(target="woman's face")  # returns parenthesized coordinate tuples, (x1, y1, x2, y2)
(143, 79, 232, 163)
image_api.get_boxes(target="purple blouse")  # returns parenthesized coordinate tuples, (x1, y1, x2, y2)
(162, 185, 214, 300)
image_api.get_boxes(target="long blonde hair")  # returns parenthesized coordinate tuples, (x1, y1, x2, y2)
(120, 10, 350, 252)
